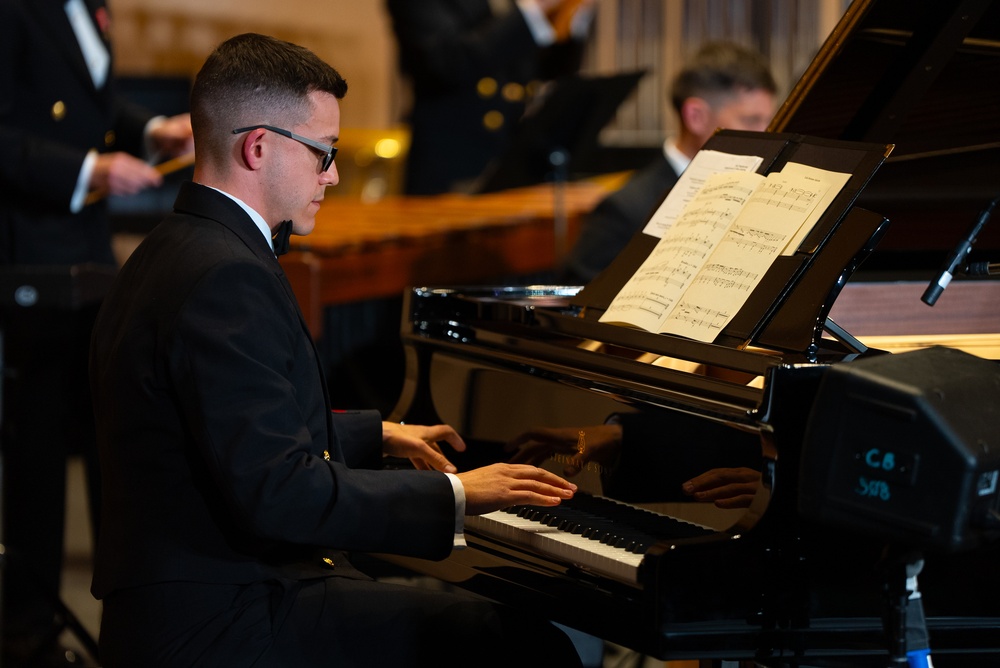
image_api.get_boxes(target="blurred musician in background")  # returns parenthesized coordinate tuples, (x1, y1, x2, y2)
(563, 40, 777, 284)
(88, 33, 584, 667)
(0, 0, 191, 664)
(336, 0, 595, 419)
(385, 0, 596, 195)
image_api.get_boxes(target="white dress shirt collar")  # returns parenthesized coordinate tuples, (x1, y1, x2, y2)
(207, 186, 275, 253)
(64, 0, 110, 89)
(664, 139, 692, 176)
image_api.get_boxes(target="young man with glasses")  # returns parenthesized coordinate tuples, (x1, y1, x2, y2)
(88, 32, 582, 667)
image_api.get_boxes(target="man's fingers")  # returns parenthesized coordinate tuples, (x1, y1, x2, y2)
(419, 424, 467, 453)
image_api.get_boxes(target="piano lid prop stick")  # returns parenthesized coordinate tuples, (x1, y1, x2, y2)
(84, 151, 196, 206)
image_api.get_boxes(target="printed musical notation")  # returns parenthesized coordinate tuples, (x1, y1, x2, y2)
(665, 302, 731, 333)
(643, 150, 764, 238)
(692, 265, 759, 292)
(750, 182, 817, 213)
(601, 161, 850, 343)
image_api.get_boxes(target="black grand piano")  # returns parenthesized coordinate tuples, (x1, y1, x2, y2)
(366, 1, 1000, 665)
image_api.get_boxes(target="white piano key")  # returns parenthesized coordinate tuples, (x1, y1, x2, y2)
(466, 510, 646, 586)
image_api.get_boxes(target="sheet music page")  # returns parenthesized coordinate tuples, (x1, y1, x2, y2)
(642, 150, 764, 238)
(659, 170, 830, 341)
(600, 168, 832, 341)
(600, 171, 763, 332)
(777, 162, 852, 255)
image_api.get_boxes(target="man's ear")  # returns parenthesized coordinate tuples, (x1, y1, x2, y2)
(239, 128, 267, 170)
(679, 96, 713, 138)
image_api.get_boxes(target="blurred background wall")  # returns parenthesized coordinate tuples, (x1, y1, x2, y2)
(108, 0, 851, 179)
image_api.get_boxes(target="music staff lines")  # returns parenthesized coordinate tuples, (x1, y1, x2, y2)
(667, 302, 730, 331)
(749, 182, 818, 213)
(600, 162, 851, 343)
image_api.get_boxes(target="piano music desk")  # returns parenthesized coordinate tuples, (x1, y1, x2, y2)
(279, 181, 612, 336)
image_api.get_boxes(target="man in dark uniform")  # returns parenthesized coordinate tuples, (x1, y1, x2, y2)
(341, 0, 594, 419)
(386, 0, 595, 195)
(0, 1, 191, 664)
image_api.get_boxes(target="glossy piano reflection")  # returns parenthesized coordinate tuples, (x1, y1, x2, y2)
(417, 351, 764, 586)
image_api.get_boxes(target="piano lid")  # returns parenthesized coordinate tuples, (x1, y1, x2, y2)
(769, 0, 1000, 270)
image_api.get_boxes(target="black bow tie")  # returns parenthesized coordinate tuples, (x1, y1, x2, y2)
(271, 220, 293, 256)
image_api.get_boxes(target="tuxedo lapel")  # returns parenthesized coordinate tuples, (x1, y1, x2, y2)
(173, 182, 276, 264)
(172, 183, 322, 351)
(171, 183, 338, 441)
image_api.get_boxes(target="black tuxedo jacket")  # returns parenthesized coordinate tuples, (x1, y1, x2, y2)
(89, 182, 457, 599)
(386, 0, 586, 194)
(0, 0, 152, 265)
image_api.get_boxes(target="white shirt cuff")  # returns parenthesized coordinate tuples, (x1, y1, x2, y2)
(71, 149, 98, 213)
(143, 115, 167, 163)
(444, 472, 467, 549)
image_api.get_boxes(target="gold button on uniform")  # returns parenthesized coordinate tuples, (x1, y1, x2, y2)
(501, 82, 524, 102)
(51, 100, 66, 121)
(482, 110, 504, 131)
(104, 130, 115, 147)
(476, 77, 498, 99)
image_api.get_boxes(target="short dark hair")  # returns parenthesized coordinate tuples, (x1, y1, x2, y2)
(190, 33, 348, 162)
(669, 41, 776, 114)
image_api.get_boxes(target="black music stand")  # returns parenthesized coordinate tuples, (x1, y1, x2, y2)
(572, 129, 893, 361)
(0, 264, 114, 666)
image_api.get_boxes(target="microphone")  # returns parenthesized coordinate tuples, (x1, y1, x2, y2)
(921, 196, 999, 306)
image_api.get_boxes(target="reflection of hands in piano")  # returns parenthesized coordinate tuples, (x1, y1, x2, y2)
(681, 467, 760, 508)
(380, 421, 467, 474)
(504, 424, 622, 477)
(458, 464, 577, 516)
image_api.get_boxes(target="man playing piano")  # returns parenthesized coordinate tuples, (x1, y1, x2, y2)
(88, 32, 583, 667)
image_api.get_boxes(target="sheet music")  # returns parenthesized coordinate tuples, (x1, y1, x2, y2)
(642, 150, 764, 238)
(778, 162, 852, 254)
(601, 171, 760, 333)
(601, 164, 844, 342)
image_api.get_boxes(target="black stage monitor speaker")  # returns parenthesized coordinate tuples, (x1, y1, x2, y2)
(799, 346, 1000, 552)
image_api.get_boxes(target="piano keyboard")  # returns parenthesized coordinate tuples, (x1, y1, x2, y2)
(465, 493, 717, 587)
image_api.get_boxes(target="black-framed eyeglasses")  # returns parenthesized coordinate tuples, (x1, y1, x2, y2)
(232, 124, 338, 172)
